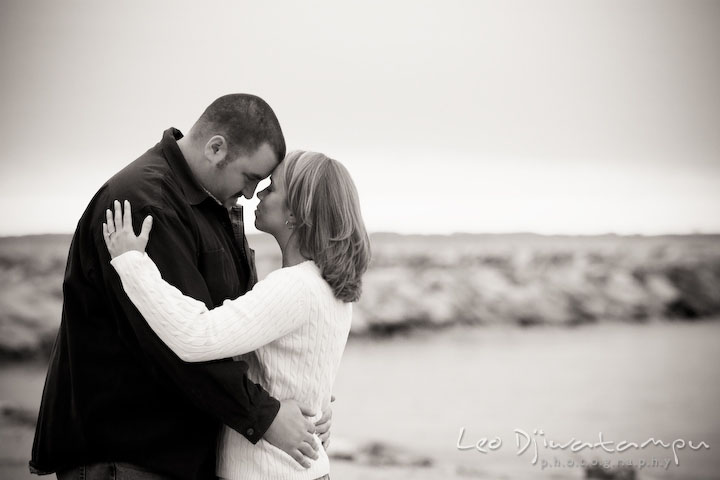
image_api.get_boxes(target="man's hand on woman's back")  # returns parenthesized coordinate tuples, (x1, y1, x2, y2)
(264, 399, 319, 468)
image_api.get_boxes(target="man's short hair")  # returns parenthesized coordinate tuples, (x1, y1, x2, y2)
(191, 94, 286, 161)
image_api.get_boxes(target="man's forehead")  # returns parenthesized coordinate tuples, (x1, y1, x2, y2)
(251, 163, 276, 179)
(248, 143, 280, 178)
(238, 162, 274, 182)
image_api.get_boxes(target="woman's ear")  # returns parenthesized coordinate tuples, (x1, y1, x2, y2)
(203, 135, 228, 165)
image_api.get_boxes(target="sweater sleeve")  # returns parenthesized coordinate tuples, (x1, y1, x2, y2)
(110, 251, 309, 362)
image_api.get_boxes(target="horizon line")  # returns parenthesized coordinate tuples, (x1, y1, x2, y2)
(2, 230, 720, 240)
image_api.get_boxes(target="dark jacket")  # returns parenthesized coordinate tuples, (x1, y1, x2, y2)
(30, 128, 279, 479)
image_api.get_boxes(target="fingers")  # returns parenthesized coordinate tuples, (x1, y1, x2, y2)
(139, 215, 153, 241)
(291, 437, 319, 468)
(305, 418, 316, 435)
(315, 411, 331, 434)
(113, 200, 122, 232)
(298, 440, 319, 460)
(316, 406, 332, 425)
(291, 451, 311, 469)
(106, 208, 115, 234)
(315, 404, 332, 438)
(299, 406, 317, 418)
(322, 437, 331, 450)
(316, 420, 330, 436)
(102, 200, 152, 257)
(317, 424, 330, 446)
(303, 431, 319, 448)
(315, 404, 332, 446)
(123, 200, 132, 232)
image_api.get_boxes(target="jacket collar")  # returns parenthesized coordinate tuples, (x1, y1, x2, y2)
(161, 128, 210, 206)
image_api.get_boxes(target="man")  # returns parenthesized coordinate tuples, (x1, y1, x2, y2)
(31, 94, 328, 479)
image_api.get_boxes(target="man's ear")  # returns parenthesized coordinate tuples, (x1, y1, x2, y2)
(203, 135, 228, 164)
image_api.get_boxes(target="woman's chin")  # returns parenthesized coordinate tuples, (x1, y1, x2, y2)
(254, 219, 268, 234)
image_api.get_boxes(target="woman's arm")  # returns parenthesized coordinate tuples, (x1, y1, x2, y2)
(111, 250, 308, 362)
(102, 199, 308, 362)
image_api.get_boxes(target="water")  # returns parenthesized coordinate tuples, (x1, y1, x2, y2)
(0, 361, 45, 480)
(331, 321, 720, 479)
(2, 321, 719, 479)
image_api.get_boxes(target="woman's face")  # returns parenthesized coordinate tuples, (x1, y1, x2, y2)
(255, 161, 292, 236)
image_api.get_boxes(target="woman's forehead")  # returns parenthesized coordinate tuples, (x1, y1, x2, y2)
(270, 161, 287, 181)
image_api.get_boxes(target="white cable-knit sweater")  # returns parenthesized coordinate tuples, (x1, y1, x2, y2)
(110, 252, 352, 480)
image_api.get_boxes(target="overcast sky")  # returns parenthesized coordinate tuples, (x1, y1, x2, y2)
(1, 0, 718, 236)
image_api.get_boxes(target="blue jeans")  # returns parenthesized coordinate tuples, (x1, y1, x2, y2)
(56, 462, 175, 480)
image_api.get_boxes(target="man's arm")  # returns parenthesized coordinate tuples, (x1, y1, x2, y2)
(94, 202, 281, 442)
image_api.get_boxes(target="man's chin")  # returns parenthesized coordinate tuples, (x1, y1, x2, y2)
(223, 198, 241, 209)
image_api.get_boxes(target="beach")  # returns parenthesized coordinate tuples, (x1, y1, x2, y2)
(2, 320, 719, 479)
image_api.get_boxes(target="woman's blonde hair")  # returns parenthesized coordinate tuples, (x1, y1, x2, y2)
(283, 150, 371, 302)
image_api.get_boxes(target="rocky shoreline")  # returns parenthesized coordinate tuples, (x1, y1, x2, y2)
(2, 233, 720, 360)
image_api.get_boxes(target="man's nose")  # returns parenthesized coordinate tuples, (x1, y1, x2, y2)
(243, 185, 257, 199)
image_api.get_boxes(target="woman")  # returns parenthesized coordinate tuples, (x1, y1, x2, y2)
(102, 150, 370, 480)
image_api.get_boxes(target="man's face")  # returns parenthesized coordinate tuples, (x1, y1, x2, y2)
(207, 142, 278, 208)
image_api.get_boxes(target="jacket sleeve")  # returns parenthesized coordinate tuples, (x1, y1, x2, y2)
(94, 202, 279, 444)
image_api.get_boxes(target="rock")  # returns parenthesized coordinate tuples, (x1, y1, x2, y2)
(4, 234, 720, 355)
(0, 401, 37, 427)
(584, 463, 636, 479)
(327, 436, 360, 462)
(665, 263, 720, 317)
(328, 437, 433, 468)
(360, 441, 433, 467)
